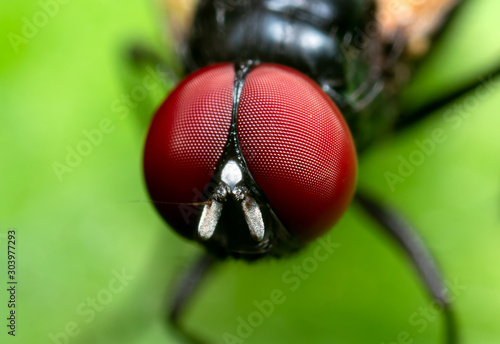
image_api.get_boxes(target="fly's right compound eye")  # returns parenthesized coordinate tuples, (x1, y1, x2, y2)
(143, 63, 357, 256)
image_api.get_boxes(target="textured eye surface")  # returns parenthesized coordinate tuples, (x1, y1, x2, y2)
(237, 64, 357, 241)
(143, 62, 357, 244)
(143, 63, 235, 234)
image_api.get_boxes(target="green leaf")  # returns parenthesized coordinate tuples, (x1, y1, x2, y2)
(1, 1, 499, 343)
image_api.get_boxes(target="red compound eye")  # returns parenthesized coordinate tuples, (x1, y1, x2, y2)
(237, 64, 357, 242)
(143, 64, 234, 234)
(143, 62, 357, 248)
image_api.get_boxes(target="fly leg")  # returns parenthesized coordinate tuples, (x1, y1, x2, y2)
(129, 44, 162, 67)
(396, 65, 500, 129)
(128, 43, 182, 83)
(122, 43, 181, 129)
(355, 191, 458, 344)
(167, 253, 216, 344)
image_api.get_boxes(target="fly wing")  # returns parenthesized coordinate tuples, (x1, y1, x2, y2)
(377, 0, 462, 57)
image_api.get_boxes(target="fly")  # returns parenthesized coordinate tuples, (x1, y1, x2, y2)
(129, 0, 500, 343)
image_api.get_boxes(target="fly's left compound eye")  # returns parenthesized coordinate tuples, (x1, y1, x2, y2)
(143, 63, 357, 256)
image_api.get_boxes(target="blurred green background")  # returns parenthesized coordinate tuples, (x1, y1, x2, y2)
(1, 0, 499, 343)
